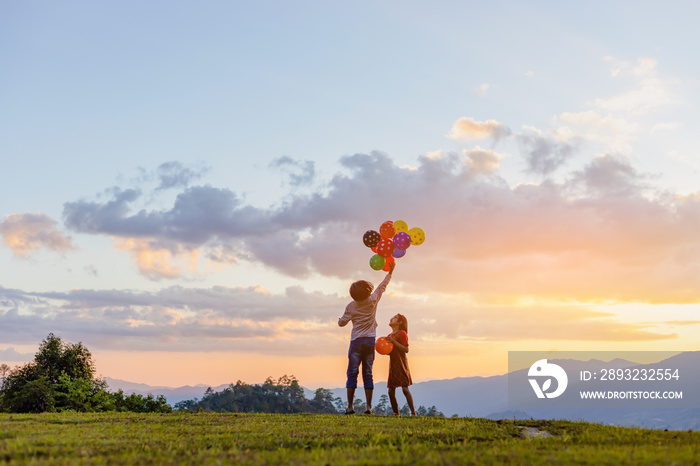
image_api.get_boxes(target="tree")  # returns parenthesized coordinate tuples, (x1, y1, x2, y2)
(1, 359, 45, 412)
(353, 398, 367, 413)
(333, 396, 347, 413)
(174, 397, 199, 411)
(374, 394, 391, 416)
(109, 390, 171, 413)
(0, 333, 171, 413)
(6, 377, 55, 413)
(34, 333, 98, 384)
(0, 363, 10, 379)
(176, 375, 338, 414)
(310, 388, 338, 414)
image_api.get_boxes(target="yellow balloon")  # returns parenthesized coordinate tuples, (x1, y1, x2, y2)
(408, 227, 425, 245)
(394, 220, 409, 234)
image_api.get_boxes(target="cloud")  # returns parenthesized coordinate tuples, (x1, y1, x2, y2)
(155, 161, 208, 190)
(556, 111, 638, 154)
(473, 83, 490, 96)
(0, 213, 75, 257)
(447, 117, 512, 142)
(270, 156, 316, 187)
(463, 147, 503, 175)
(113, 238, 200, 280)
(595, 78, 672, 116)
(0, 284, 348, 355)
(60, 148, 700, 304)
(0, 285, 676, 357)
(64, 186, 269, 244)
(547, 58, 677, 160)
(666, 151, 698, 172)
(605, 56, 657, 78)
(415, 302, 677, 342)
(596, 57, 672, 116)
(568, 154, 648, 198)
(63, 188, 144, 236)
(558, 111, 638, 138)
(516, 126, 579, 175)
(633, 57, 658, 76)
(651, 121, 681, 133)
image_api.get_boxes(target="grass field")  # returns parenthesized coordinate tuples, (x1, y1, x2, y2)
(1, 413, 698, 465)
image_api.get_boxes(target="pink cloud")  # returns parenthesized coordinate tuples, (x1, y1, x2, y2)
(446, 117, 511, 141)
(0, 212, 74, 257)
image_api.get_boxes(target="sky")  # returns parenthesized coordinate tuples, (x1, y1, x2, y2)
(2, 1, 700, 389)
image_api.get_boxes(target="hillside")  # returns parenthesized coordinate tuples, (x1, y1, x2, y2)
(1, 412, 698, 464)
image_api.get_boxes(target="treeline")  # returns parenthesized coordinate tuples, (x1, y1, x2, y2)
(175, 376, 445, 417)
(175, 375, 337, 413)
(0, 334, 170, 414)
(2, 334, 445, 417)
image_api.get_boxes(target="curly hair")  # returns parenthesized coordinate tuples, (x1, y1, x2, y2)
(349, 280, 374, 302)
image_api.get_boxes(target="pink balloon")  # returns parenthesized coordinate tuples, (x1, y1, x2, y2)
(393, 232, 411, 250)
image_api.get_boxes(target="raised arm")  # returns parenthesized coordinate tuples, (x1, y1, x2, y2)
(372, 264, 395, 300)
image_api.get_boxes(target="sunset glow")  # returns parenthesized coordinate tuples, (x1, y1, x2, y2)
(2, 2, 700, 391)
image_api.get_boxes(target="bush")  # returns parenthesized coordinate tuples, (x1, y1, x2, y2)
(110, 390, 172, 413)
(2, 376, 55, 413)
(53, 374, 113, 412)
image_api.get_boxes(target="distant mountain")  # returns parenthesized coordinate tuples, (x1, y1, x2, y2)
(104, 378, 224, 405)
(322, 375, 507, 417)
(103, 351, 700, 429)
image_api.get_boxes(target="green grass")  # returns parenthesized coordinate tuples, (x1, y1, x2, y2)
(1, 413, 698, 465)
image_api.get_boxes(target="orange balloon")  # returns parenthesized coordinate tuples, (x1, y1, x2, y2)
(375, 337, 393, 355)
(380, 221, 395, 239)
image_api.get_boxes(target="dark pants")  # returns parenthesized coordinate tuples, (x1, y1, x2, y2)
(346, 337, 375, 389)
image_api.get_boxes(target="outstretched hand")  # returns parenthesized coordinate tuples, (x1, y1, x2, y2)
(389, 261, 396, 274)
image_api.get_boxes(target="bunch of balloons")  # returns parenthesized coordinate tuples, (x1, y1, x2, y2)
(362, 220, 426, 271)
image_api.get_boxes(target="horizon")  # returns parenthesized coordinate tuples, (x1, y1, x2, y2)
(99, 349, 693, 392)
(3, 2, 700, 389)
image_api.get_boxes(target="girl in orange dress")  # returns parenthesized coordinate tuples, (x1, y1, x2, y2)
(386, 313, 416, 416)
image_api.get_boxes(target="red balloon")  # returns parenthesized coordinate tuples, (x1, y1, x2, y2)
(376, 238, 395, 258)
(382, 256, 395, 271)
(379, 221, 395, 239)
